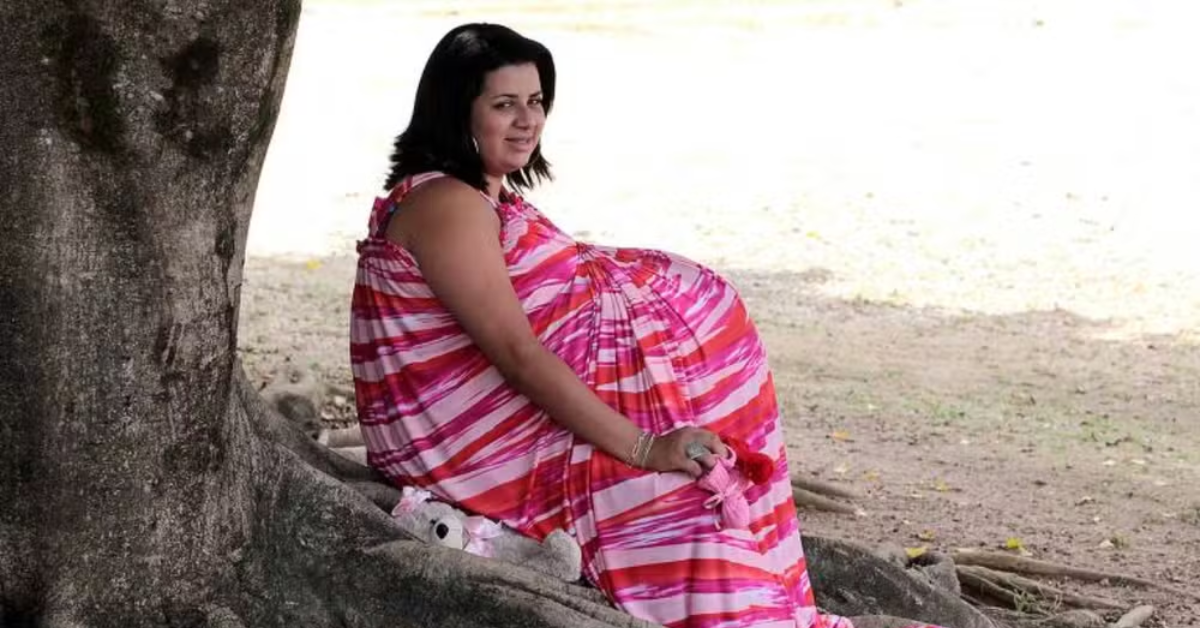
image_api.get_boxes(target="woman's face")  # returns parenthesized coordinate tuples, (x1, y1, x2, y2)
(470, 63, 546, 178)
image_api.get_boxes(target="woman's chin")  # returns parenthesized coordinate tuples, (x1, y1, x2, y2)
(485, 155, 535, 178)
(500, 159, 533, 174)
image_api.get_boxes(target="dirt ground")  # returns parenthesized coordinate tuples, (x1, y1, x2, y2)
(238, 1, 1200, 625)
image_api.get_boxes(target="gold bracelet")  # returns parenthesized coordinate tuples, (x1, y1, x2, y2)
(628, 430, 652, 468)
(637, 433, 656, 468)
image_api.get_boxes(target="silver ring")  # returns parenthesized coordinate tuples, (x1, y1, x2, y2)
(685, 442, 711, 461)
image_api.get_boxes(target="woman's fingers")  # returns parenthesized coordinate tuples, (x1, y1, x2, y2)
(680, 428, 722, 473)
(713, 435, 729, 459)
(650, 427, 729, 477)
(699, 429, 728, 459)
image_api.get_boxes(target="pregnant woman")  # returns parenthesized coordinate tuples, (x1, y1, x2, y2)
(349, 22, 940, 628)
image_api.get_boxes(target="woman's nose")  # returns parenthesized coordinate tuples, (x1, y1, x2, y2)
(514, 105, 535, 127)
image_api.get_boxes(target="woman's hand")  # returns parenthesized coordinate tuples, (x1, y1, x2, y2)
(644, 427, 728, 478)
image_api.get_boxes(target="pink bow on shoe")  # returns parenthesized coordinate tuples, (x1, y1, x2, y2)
(697, 454, 752, 530)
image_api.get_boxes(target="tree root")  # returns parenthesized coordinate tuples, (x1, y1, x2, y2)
(790, 475, 864, 515)
(951, 549, 1199, 601)
(231, 436, 650, 628)
(957, 567, 1045, 613)
(956, 565, 1125, 611)
(238, 366, 383, 486)
(805, 537, 999, 628)
(792, 475, 862, 501)
(318, 425, 364, 449)
(205, 606, 248, 628)
(1112, 605, 1155, 628)
(981, 608, 1107, 628)
(329, 445, 368, 466)
(347, 481, 403, 513)
(845, 615, 931, 628)
(793, 486, 862, 515)
(232, 371, 650, 627)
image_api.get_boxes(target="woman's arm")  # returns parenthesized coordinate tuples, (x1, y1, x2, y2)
(387, 179, 724, 477)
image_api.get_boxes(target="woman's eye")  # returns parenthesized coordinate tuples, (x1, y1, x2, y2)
(494, 101, 514, 109)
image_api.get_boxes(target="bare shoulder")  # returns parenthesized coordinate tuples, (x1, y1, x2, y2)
(388, 176, 497, 249)
(398, 176, 492, 216)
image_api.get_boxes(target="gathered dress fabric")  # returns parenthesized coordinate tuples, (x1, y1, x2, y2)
(350, 172, 938, 628)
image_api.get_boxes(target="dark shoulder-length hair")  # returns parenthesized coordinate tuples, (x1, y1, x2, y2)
(383, 23, 556, 193)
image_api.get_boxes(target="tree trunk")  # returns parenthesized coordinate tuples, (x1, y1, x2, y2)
(0, 2, 646, 626)
(0, 0, 296, 622)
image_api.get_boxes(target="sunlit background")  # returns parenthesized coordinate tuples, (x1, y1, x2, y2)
(249, 0, 1200, 339)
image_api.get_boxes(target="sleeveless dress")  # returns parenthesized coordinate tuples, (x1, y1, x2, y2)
(350, 172, 938, 628)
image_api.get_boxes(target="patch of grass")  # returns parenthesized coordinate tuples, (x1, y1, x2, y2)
(1077, 414, 1120, 444)
(1182, 505, 1200, 527)
(899, 395, 992, 428)
(929, 402, 968, 426)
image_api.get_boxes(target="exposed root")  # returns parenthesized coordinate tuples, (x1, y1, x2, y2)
(239, 439, 647, 628)
(793, 486, 862, 515)
(844, 616, 927, 628)
(204, 606, 247, 628)
(956, 565, 1125, 611)
(791, 475, 862, 501)
(957, 567, 1040, 613)
(804, 537, 999, 628)
(1112, 605, 1155, 628)
(330, 445, 367, 466)
(951, 550, 1199, 601)
(347, 481, 402, 513)
(982, 608, 1106, 628)
(238, 366, 382, 485)
(318, 425, 364, 449)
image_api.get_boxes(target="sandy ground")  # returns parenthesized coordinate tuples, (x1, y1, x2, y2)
(239, 1, 1200, 625)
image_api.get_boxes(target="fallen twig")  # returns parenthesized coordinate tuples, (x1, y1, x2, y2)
(951, 549, 1199, 601)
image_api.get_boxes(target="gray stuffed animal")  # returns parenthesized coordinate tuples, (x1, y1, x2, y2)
(391, 486, 582, 582)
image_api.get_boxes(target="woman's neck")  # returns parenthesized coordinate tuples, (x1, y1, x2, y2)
(484, 174, 504, 202)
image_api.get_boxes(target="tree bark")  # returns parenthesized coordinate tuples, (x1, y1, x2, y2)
(1, 0, 299, 623)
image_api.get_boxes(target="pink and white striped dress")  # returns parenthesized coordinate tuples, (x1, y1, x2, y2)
(350, 172, 936, 628)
